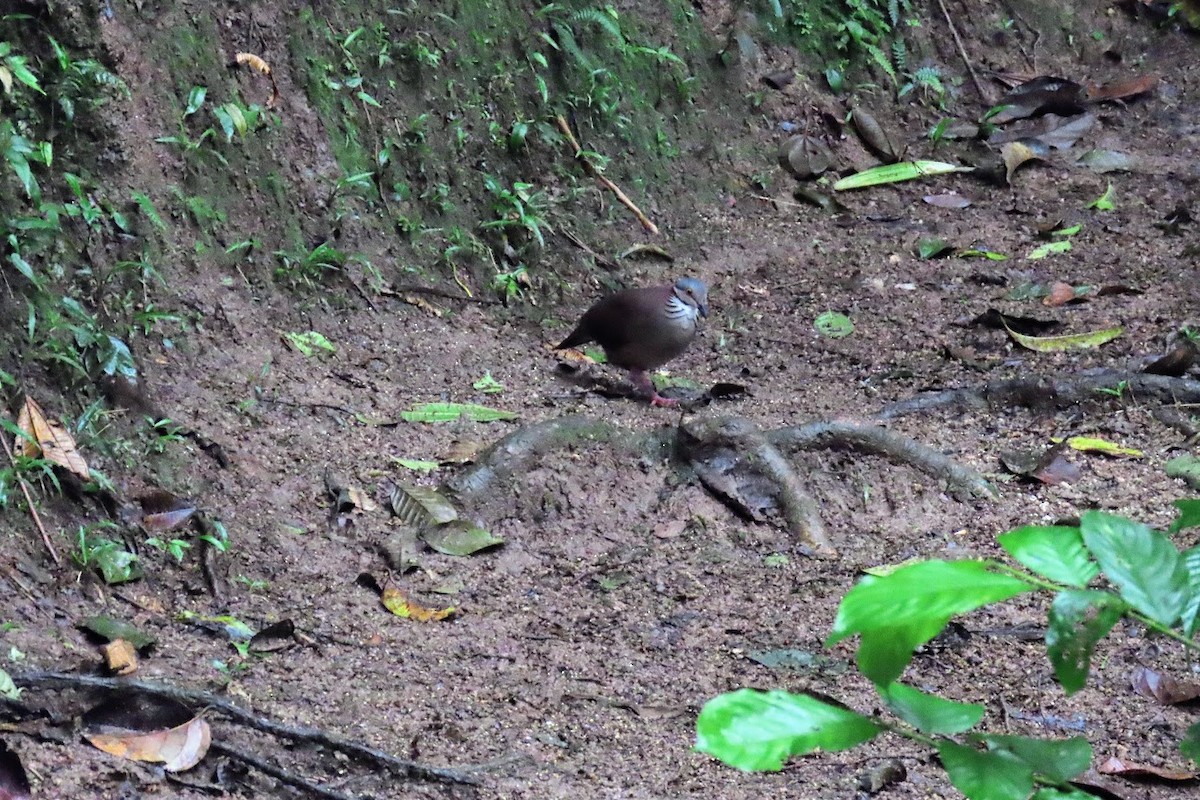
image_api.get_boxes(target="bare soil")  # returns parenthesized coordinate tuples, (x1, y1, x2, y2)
(4, 2, 1200, 799)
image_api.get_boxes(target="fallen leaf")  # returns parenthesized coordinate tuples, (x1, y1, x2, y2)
(400, 402, 517, 423)
(14, 395, 90, 480)
(137, 490, 197, 532)
(777, 134, 833, 179)
(1060, 436, 1142, 458)
(84, 695, 210, 773)
(923, 193, 972, 209)
(1096, 756, 1195, 781)
(388, 482, 458, 525)
(990, 76, 1086, 124)
(1131, 666, 1200, 705)
(401, 294, 444, 317)
(849, 105, 897, 162)
(1005, 324, 1123, 352)
(1086, 73, 1159, 102)
(421, 520, 504, 555)
(1144, 342, 1197, 377)
(381, 586, 455, 621)
(1043, 281, 1078, 307)
(833, 160, 968, 190)
(79, 616, 157, 650)
(1001, 139, 1048, 182)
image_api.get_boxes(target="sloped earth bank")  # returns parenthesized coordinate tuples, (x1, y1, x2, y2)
(5, 2, 1200, 799)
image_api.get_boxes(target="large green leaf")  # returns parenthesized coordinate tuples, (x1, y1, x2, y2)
(980, 734, 1091, 783)
(1170, 499, 1200, 533)
(1080, 510, 1190, 626)
(695, 689, 881, 771)
(1045, 590, 1125, 694)
(882, 682, 983, 734)
(401, 402, 517, 423)
(998, 525, 1098, 588)
(829, 561, 1032, 685)
(937, 741, 1033, 800)
(1181, 544, 1200, 637)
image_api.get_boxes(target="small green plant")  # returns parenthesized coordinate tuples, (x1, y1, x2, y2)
(274, 240, 347, 286)
(72, 522, 141, 584)
(155, 86, 228, 168)
(899, 65, 947, 107)
(697, 502, 1200, 797)
(1094, 379, 1130, 398)
(145, 536, 190, 562)
(481, 175, 549, 249)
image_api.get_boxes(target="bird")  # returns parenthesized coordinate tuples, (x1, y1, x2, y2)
(556, 277, 709, 407)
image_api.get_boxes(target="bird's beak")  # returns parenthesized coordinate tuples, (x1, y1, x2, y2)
(699, 303, 709, 319)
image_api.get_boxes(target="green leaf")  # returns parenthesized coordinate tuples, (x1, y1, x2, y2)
(1005, 324, 1122, 352)
(1171, 499, 1200, 533)
(937, 741, 1033, 800)
(980, 734, 1092, 783)
(1181, 721, 1200, 763)
(401, 402, 517, 423)
(828, 560, 1032, 685)
(388, 482, 458, 525)
(0, 668, 22, 700)
(184, 85, 207, 116)
(998, 525, 1099, 588)
(1087, 183, 1115, 211)
(393, 458, 439, 473)
(695, 689, 881, 771)
(131, 191, 167, 232)
(1180, 544, 1200, 637)
(92, 541, 141, 584)
(833, 160, 969, 191)
(421, 520, 504, 555)
(1080, 510, 1190, 626)
(283, 330, 335, 356)
(1027, 240, 1072, 260)
(957, 249, 1009, 260)
(814, 311, 854, 339)
(882, 682, 984, 734)
(1166, 456, 1200, 490)
(1060, 436, 1142, 458)
(1046, 590, 1125, 694)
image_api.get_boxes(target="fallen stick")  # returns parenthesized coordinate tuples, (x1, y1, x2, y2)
(554, 115, 659, 235)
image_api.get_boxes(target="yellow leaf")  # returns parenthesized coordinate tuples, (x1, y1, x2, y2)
(1055, 436, 1143, 458)
(87, 716, 211, 772)
(381, 587, 455, 621)
(1005, 324, 1122, 352)
(234, 52, 271, 76)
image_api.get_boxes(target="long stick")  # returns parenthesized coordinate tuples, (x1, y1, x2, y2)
(0, 434, 61, 565)
(554, 115, 659, 235)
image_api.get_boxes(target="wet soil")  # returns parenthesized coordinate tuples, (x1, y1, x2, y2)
(4, 2, 1200, 799)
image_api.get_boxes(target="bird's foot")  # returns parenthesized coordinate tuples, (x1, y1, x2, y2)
(649, 393, 680, 408)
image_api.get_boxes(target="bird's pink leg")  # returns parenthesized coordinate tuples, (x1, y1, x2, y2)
(629, 369, 679, 407)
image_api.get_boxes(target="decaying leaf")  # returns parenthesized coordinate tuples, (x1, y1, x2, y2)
(401, 294, 444, 317)
(1096, 756, 1196, 781)
(1144, 342, 1198, 377)
(421, 520, 504, 556)
(970, 309, 1060, 336)
(1005, 324, 1123, 352)
(388, 482, 458, 525)
(248, 619, 296, 654)
(14, 395, 90, 479)
(137, 489, 197, 532)
(234, 52, 280, 107)
(84, 695, 210, 773)
(1000, 139, 1048, 183)
(1086, 73, 1159, 103)
(617, 243, 674, 261)
(381, 585, 455, 621)
(777, 134, 833, 180)
(1075, 149, 1137, 174)
(849, 105, 897, 162)
(1131, 666, 1200, 705)
(1043, 281, 1085, 307)
(923, 193, 972, 209)
(990, 76, 1086, 124)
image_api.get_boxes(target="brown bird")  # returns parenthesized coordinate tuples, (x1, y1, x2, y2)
(556, 277, 709, 407)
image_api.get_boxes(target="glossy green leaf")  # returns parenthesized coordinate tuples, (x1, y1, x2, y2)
(1027, 240, 1072, 260)
(829, 560, 1032, 685)
(1046, 590, 1125, 694)
(937, 741, 1033, 800)
(980, 734, 1091, 783)
(184, 85, 206, 116)
(401, 402, 517, 423)
(1081, 510, 1190, 626)
(696, 689, 881, 771)
(833, 160, 968, 190)
(998, 525, 1098, 588)
(814, 311, 854, 338)
(1181, 544, 1200, 637)
(882, 682, 984, 734)
(1088, 183, 1115, 211)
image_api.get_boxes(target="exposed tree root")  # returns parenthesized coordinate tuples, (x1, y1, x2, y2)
(10, 671, 484, 793)
(875, 370, 1200, 420)
(447, 411, 997, 554)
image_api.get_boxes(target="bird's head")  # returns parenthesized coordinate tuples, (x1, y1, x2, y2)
(673, 277, 709, 318)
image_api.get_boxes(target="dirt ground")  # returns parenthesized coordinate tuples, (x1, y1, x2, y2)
(4, 1, 1200, 798)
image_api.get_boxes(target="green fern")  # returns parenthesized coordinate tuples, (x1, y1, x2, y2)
(565, 6, 625, 46)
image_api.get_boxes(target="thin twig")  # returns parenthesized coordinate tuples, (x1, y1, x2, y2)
(0, 435, 61, 565)
(388, 283, 499, 305)
(554, 115, 659, 235)
(559, 229, 618, 270)
(207, 742, 361, 800)
(11, 671, 481, 785)
(937, 0, 992, 105)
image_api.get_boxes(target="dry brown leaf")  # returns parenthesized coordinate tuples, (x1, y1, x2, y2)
(1086, 73, 1159, 103)
(234, 52, 281, 107)
(102, 639, 139, 676)
(87, 716, 211, 772)
(1043, 281, 1078, 307)
(441, 438, 483, 465)
(1130, 665, 1200, 705)
(15, 396, 90, 479)
(1096, 755, 1196, 781)
(402, 294, 444, 317)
